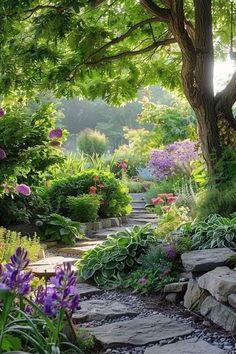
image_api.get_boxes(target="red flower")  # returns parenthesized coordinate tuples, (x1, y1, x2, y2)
(161, 205, 170, 213)
(167, 196, 177, 204)
(151, 197, 164, 205)
(93, 176, 99, 183)
(158, 193, 170, 199)
(89, 186, 97, 195)
(118, 160, 128, 172)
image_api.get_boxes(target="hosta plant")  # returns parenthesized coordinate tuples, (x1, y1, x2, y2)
(77, 224, 157, 288)
(36, 214, 85, 245)
(190, 214, 236, 249)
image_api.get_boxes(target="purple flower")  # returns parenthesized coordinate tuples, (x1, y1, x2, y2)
(164, 245, 177, 259)
(0, 108, 6, 117)
(15, 184, 31, 196)
(49, 128, 63, 139)
(0, 247, 33, 295)
(138, 277, 146, 285)
(159, 268, 171, 278)
(0, 148, 6, 160)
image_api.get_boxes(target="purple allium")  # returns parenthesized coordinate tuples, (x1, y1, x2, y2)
(164, 245, 177, 259)
(49, 128, 63, 139)
(0, 247, 33, 295)
(148, 140, 198, 181)
(0, 148, 6, 160)
(138, 277, 146, 285)
(0, 108, 6, 117)
(15, 184, 31, 196)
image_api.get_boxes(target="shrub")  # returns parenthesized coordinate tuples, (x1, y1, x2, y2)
(126, 178, 152, 193)
(156, 206, 190, 238)
(45, 170, 131, 218)
(36, 213, 85, 245)
(190, 214, 236, 249)
(77, 129, 108, 156)
(195, 184, 236, 219)
(77, 224, 157, 288)
(0, 227, 42, 263)
(66, 195, 100, 222)
(144, 180, 177, 204)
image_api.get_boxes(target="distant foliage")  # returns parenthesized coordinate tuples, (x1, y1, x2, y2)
(66, 195, 100, 222)
(77, 129, 108, 156)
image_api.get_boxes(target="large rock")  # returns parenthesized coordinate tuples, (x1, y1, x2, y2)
(198, 266, 236, 302)
(181, 248, 235, 273)
(91, 314, 193, 348)
(184, 279, 208, 310)
(200, 296, 236, 332)
(228, 294, 236, 310)
(144, 338, 226, 354)
(73, 299, 137, 322)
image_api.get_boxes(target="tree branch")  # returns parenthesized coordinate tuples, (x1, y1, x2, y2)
(86, 37, 176, 65)
(139, 0, 169, 21)
(86, 18, 161, 62)
(0, 4, 64, 19)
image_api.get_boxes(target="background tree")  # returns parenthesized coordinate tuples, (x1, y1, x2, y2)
(0, 0, 236, 177)
(77, 128, 108, 155)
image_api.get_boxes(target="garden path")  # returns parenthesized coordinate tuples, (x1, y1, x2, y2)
(30, 194, 231, 353)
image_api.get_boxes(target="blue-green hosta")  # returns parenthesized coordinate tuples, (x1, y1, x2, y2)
(191, 214, 236, 249)
(77, 224, 157, 289)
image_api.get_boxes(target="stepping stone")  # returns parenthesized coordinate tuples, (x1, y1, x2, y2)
(91, 314, 194, 348)
(181, 248, 235, 272)
(77, 283, 102, 297)
(129, 218, 157, 223)
(130, 213, 157, 219)
(144, 338, 226, 354)
(58, 240, 104, 256)
(73, 299, 138, 322)
(29, 256, 78, 278)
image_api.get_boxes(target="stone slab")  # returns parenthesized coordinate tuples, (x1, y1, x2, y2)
(73, 299, 137, 322)
(181, 248, 235, 272)
(184, 280, 208, 310)
(200, 295, 236, 332)
(91, 314, 194, 348)
(228, 294, 236, 310)
(58, 241, 104, 256)
(77, 283, 102, 297)
(198, 266, 236, 302)
(144, 338, 226, 354)
(164, 282, 188, 293)
(29, 256, 78, 278)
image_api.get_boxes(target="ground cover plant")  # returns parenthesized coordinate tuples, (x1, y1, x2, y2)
(0, 247, 84, 354)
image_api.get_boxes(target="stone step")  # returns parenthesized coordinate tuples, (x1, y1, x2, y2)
(128, 218, 157, 225)
(132, 205, 147, 210)
(92, 226, 131, 239)
(29, 256, 78, 278)
(73, 299, 138, 323)
(77, 283, 103, 298)
(144, 338, 226, 354)
(57, 243, 102, 257)
(90, 314, 194, 348)
(130, 193, 145, 200)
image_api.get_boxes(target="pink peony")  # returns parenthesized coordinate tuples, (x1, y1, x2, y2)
(161, 205, 170, 213)
(15, 184, 31, 196)
(0, 148, 6, 160)
(49, 128, 63, 139)
(167, 196, 177, 204)
(151, 197, 164, 205)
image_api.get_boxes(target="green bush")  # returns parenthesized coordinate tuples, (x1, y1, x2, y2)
(190, 214, 236, 249)
(0, 227, 42, 263)
(66, 195, 100, 222)
(77, 129, 108, 156)
(36, 213, 85, 245)
(77, 224, 157, 288)
(126, 179, 152, 193)
(44, 169, 131, 218)
(195, 184, 236, 219)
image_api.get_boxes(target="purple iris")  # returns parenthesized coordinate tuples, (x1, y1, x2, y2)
(49, 128, 63, 139)
(0, 247, 33, 295)
(0, 148, 6, 160)
(138, 277, 146, 285)
(15, 184, 31, 196)
(0, 108, 6, 117)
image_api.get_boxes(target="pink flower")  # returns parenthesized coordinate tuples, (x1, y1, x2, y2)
(15, 184, 31, 196)
(138, 277, 146, 285)
(0, 108, 6, 117)
(161, 205, 170, 213)
(0, 148, 6, 160)
(89, 186, 97, 195)
(151, 197, 164, 205)
(118, 160, 128, 172)
(93, 176, 99, 183)
(158, 193, 170, 199)
(167, 196, 177, 204)
(49, 128, 63, 139)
